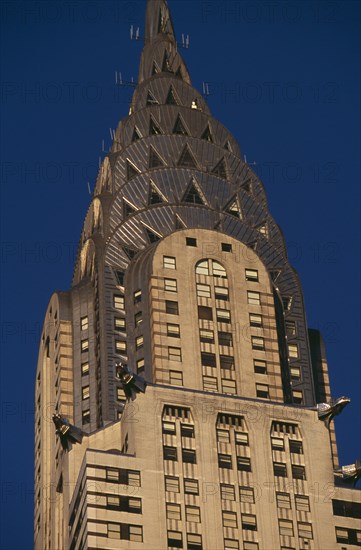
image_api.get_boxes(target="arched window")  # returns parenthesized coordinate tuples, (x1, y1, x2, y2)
(195, 259, 227, 279)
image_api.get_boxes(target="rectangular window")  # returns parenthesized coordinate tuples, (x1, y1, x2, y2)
(134, 290, 142, 304)
(115, 317, 126, 331)
(215, 286, 229, 300)
(181, 424, 195, 438)
(107, 495, 120, 508)
(186, 506, 201, 523)
(292, 390, 303, 404)
(196, 283, 211, 298)
(182, 449, 196, 464)
(292, 464, 306, 480)
(165, 476, 179, 493)
(220, 355, 234, 370)
(203, 375, 218, 392)
(285, 320, 296, 336)
(108, 523, 121, 539)
(114, 295, 124, 310)
(289, 440, 303, 454)
(165, 278, 177, 292)
(254, 359, 267, 374)
(170, 370, 183, 386)
(218, 332, 233, 346)
(82, 385, 90, 400)
(298, 522, 313, 539)
(163, 421, 176, 435)
(243, 544, 259, 550)
(239, 486, 255, 504)
(273, 462, 287, 477)
(163, 446, 178, 461)
(166, 300, 179, 315)
(222, 242, 232, 252)
(81, 362, 89, 376)
(222, 379, 237, 394)
(168, 531, 183, 548)
(335, 527, 349, 544)
(186, 237, 197, 247)
(235, 432, 249, 446)
(137, 358, 145, 374)
(217, 429, 230, 443)
(80, 316, 88, 331)
(168, 346, 182, 361)
(115, 270, 124, 286)
(224, 540, 239, 550)
(295, 495, 310, 512)
(184, 479, 199, 495)
(276, 492, 291, 509)
(256, 383, 269, 399)
(127, 470, 141, 486)
(332, 500, 361, 519)
(164, 256, 176, 269)
(252, 336, 265, 350)
(115, 340, 127, 354)
(279, 519, 294, 537)
(166, 503, 181, 520)
(198, 305, 213, 320)
(134, 312, 142, 326)
(237, 457, 252, 472)
(201, 352, 216, 367)
(249, 313, 262, 327)
(81, 339, 89, 352)
(218, 454, 232, 469)
(290, 366, 301, 381)
(216, 309, 231, 323)
(136, 335, 144, 350)
(221, 484, 235, 501)
(241, 514, 257, 531)
(117, 387, 126, 403)
(223, 511, 238, 528)
(288, 343, 298, 358)
(245, 269, 259, 282)
(247, 291, 260, 305)
(199, 328, 214, 343)
(167, 323, 180, 337)
(187, 533, 202, 550)
(120, 497, 142, 514)
(106, 468, 120, 481)
(82, 409, 90, 424)
(271, 437, 285, 451)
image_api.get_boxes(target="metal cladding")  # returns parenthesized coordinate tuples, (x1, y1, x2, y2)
(335, 460, 361, 487)
(52, 413, 83, 452)
(116, 363, 147, 400)
(317, 396, 351, 426)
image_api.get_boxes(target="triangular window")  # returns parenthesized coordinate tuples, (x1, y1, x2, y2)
(132, 127, 141, 142)
(270, 270, 281, 283)
(123, 246, 137, 260)
(166, 86, 177, 105)
(211, 157, 227, 179)
(173, 115, 188, 135)
(225, 196, 242, 218)
(176, 66, 183, 79)
(178, 145, 197, 168)
(152, 62, 160, 75)
(126, 160, 140, 181)
(201, 124, 213, 142)
(149, 116, 162, 136)
(257, 223, 268, 237)
(123, 199, 137, 217)
(162, 51, 172, 73)
(146, 91, 158, 106)
(242, 179, 252, 193)
(248, 241, 258, 251)
(182, 179, 205, 205)
(224, 140, 232, 152)
(175, 214, 186, 229)
(142, 224, 162, 243)
(149, 181, 165, 205)
(149, 146, 165, 169)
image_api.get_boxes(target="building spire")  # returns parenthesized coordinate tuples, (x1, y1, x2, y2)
(144, 0, 176, 44)
(137, 0, 191, 86)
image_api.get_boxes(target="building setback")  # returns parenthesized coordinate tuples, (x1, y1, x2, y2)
(34, 1, 361, 549)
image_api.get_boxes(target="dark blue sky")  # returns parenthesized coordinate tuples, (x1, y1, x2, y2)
(1, 1, 360, 548)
